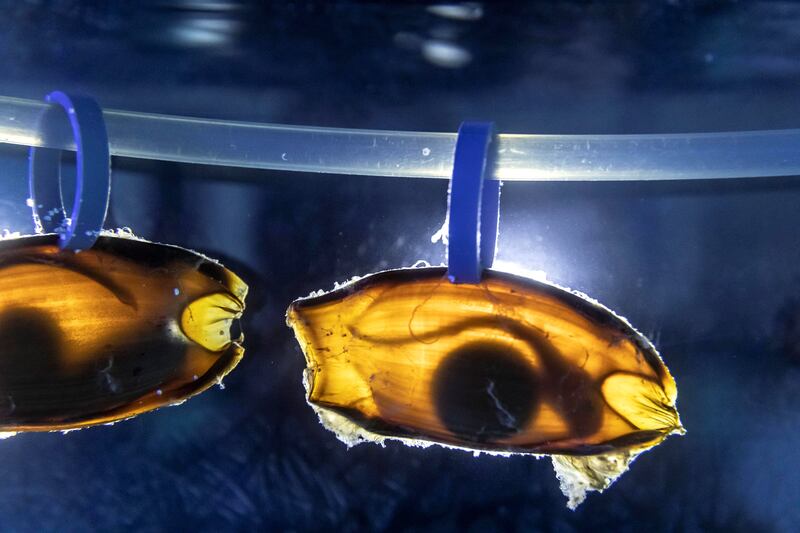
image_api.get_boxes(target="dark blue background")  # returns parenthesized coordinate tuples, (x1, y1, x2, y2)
(0, 1, 799, 531)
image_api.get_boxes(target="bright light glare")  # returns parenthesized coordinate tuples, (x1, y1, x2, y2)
(427, 3, 484, 21)
(492, 259, 550, 283)
(421, 40, 472, 68)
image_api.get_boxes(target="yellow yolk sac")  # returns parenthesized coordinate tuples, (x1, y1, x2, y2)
(286, 267, 683, 509)
(0, 234, 247, 433)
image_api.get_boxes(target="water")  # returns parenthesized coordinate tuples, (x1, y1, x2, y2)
(1, 1, 800, 531)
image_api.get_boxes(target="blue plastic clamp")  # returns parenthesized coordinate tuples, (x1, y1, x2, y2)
(28, 91, 111, 251)
(447, 121, 501, 284)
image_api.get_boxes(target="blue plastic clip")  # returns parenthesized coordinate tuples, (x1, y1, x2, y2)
(447, 121, 501, 284)
(28, 91, 111, 251)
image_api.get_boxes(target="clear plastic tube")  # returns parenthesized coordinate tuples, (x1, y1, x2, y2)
(2, 95, 799, 181)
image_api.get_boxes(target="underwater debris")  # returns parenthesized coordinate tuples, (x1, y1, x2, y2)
(287, 267, 683, 508)
(0, 234, 247, 432)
